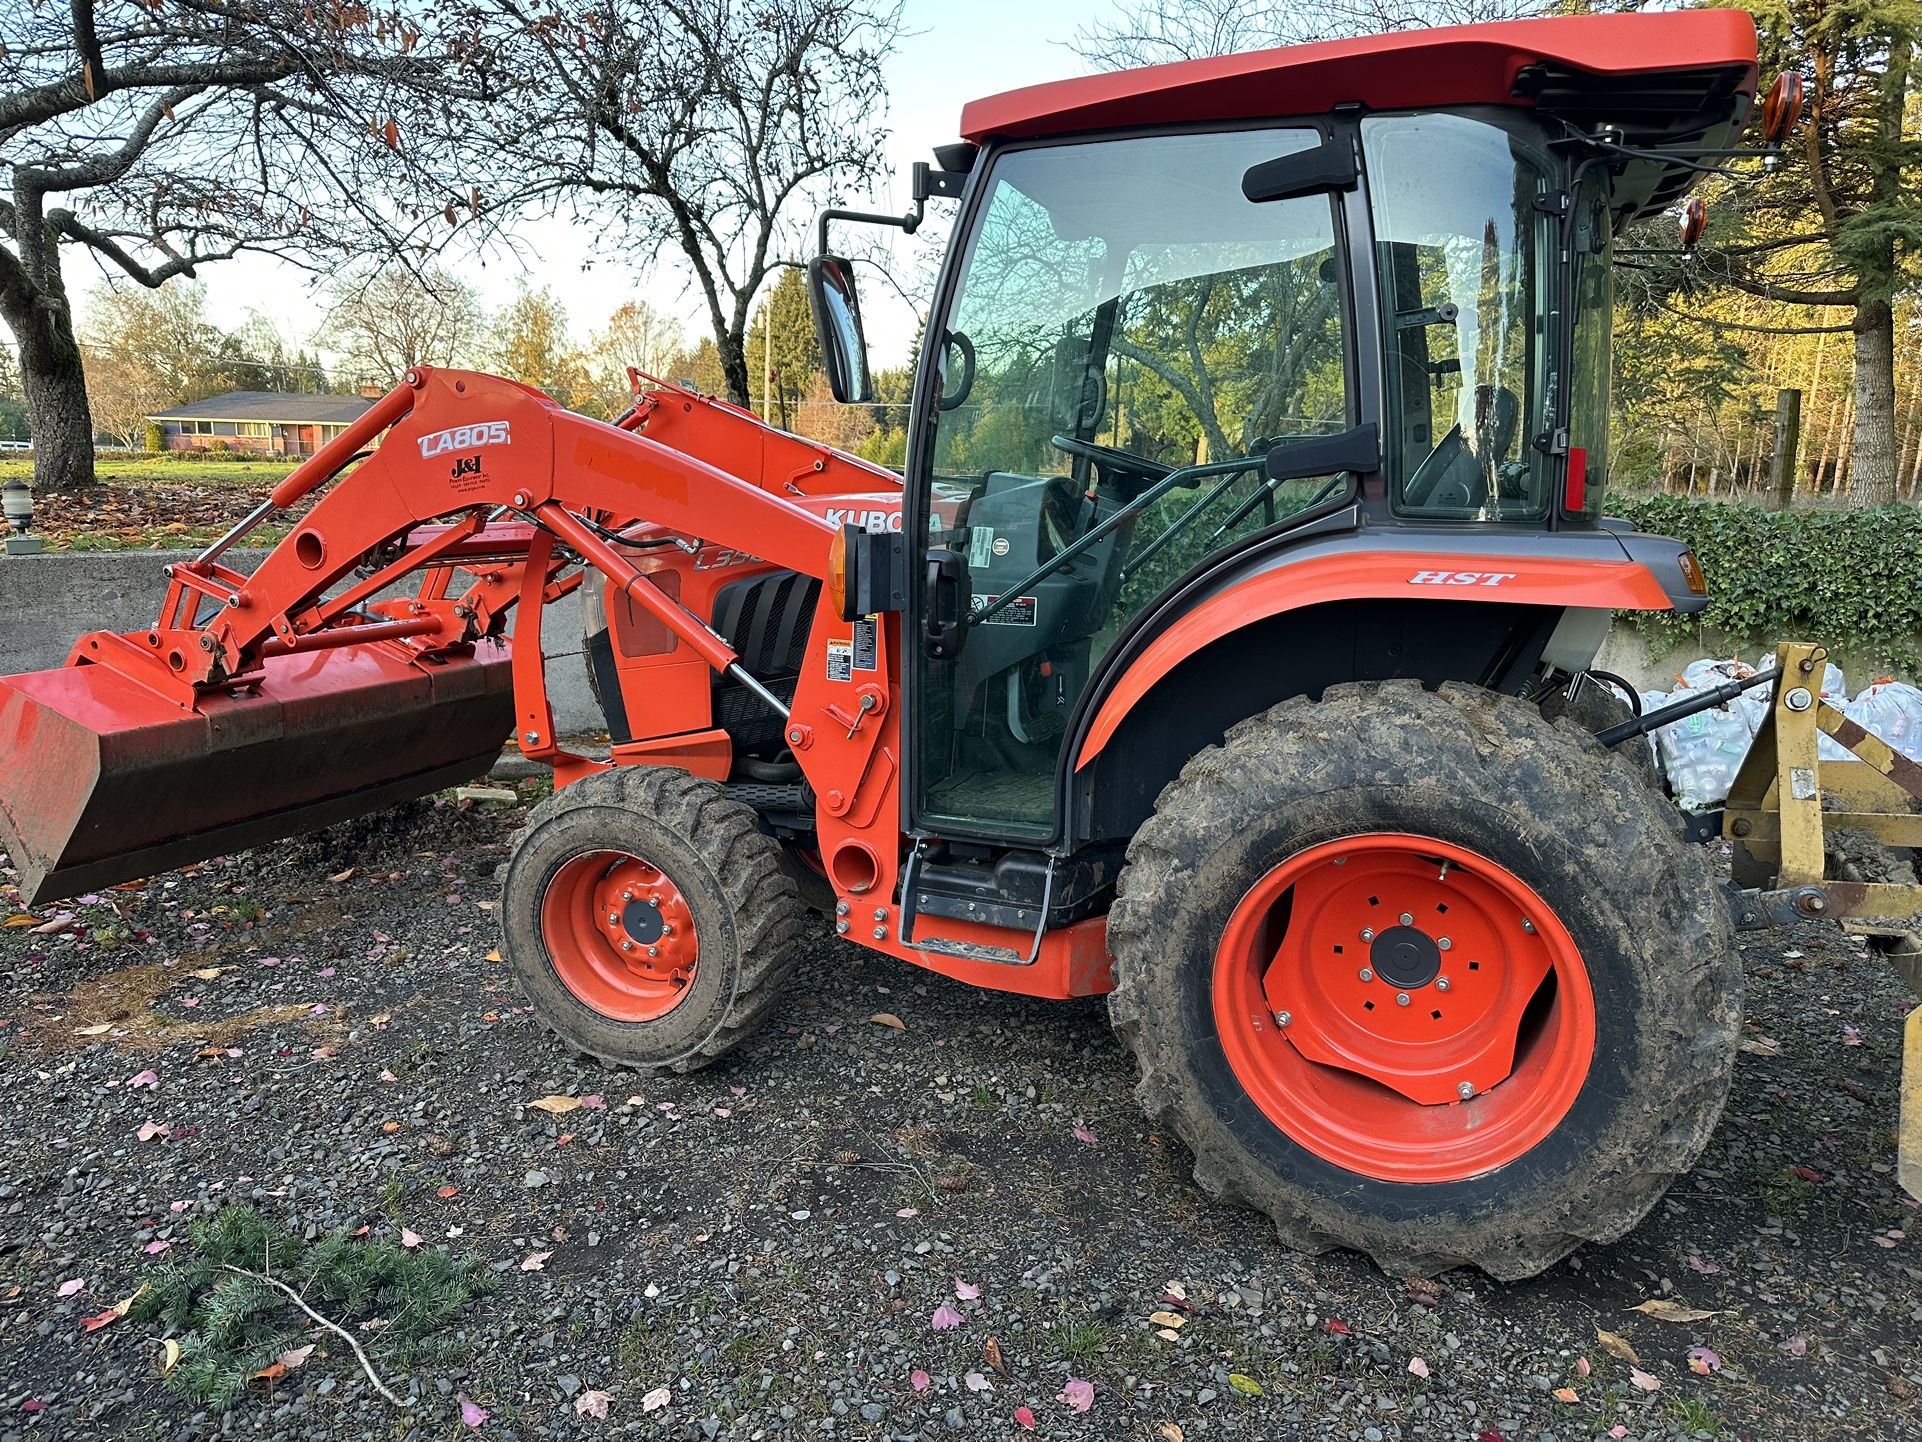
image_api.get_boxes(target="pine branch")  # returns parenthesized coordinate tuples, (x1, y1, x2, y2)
(218, 1265, 411, 1408)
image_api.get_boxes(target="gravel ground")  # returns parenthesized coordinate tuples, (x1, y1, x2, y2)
(4, 786, 1921, 1442)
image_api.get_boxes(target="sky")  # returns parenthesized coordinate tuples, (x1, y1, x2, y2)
(70, 0, 1122, 378)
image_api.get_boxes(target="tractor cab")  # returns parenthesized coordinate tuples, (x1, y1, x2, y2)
(810, 13, 1759, 855)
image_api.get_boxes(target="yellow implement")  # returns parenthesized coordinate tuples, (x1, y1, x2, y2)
(1723, 641, 1922, 1191)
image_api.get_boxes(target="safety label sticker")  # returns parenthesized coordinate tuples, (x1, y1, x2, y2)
(967, 526, 996, 569)
(973, 595, 1038, 626)
(852, 617, 878, 671)
(826, 640, 853, 682)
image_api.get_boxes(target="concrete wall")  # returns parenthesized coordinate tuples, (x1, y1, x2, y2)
(0, 548, 603, 735)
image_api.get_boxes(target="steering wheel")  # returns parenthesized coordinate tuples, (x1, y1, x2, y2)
(1050, 434, 1175, 487)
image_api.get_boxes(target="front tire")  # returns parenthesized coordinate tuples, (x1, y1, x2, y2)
(1109, 681, 1739, 1279)
(501, 766, 804, 1072)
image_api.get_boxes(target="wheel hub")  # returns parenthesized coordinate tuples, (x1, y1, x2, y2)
(541, 850, 700, 1022)
(1369, 925, 1440, 989)
(1212, 832, 1597, 1184)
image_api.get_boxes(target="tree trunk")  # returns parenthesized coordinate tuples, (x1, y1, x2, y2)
(0, 269, 96, 494)
(717, 330, 752, 410)
(1848, 294, 1899, 507)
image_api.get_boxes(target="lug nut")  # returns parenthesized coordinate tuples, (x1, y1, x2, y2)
(622, 889, 634, 901)
(1399, 912, 1414, 926)
(1274, 1010, 1292, 1027)
(873, 926, 888, 941)
(608, 913, 619, 925)
(648, 897, 659, 908)
(1522, 919, 1536, 934)
(1396, 992, 1411, 1007)
(1360, 927, 1375, 942)
(835, 901, 850, 917)
(1436, 976, 1451, 992)
(620, 940, 632, 952)
(835, 919, 849, 934)
(1457, 1081, 1475, 1099)
(1437, 936, 1452, 951)
(647, 946, 659, 958)
(1358, 967, 1374, 982)
(873, 907, 887, 921)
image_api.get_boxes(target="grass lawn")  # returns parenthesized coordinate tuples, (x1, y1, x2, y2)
(2, 452, 304, 551)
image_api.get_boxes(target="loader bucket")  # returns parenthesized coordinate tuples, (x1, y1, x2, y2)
(0, 644, 514, 906)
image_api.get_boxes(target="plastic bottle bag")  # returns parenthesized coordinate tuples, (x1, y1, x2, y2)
(1848, 681, 1922, 764)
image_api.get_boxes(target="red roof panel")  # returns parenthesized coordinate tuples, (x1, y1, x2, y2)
(959, 11, 1758, 143)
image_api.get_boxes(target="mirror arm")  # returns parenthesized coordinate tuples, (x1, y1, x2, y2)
(817, 163, 967, 255)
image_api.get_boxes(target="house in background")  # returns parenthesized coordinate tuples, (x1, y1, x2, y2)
(147, 390, 375, 456)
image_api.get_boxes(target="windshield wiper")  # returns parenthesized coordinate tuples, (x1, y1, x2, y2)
(968, 453, 1261, 626)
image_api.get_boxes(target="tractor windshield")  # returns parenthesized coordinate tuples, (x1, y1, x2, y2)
(914, 126, 1350, 836)
(1364, 111, 1559, 521)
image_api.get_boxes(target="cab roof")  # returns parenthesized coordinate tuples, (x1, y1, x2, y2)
(959, 11, 1759, 147)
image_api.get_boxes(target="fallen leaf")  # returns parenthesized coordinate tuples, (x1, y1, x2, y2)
(125, 1069, 158, 1089)
(277, 1343, 315, 1371)
(143, 1239, 170, 1255)
(253, 1362, 288, 1382)
(641, 1385, 670, 1412)
(1595, 1327, 1643, 1368)
(1780, 1335, 1808, 1357)
(400, 1228, 422, 1249)
(869, 1012, 906, 1030)
(1552, 1387, 1579, 1403)
(484, 948, 502, 962)
(1685, 1254, 1723, 1275)
(189, 966, 226, 980)
(1688, 1345, 1721, 1375)
(1149, 1309, 1187, 1329)
(1322, 1317, 1350, 1335)
(1058, 1377, 1094, 1413)
(1408, 1356, 1430, 1379)
(1631, 1299, 1721, 1324)
(57, 1278, 85, 1297)
(80, 1306, 122, 1333)
(575, 1389, 611, 1418)
(527, 1095, 583, 1114)
(1227, 1372, 1264, 1397)
(1576, 1356, 1591, 1378)
(1629, 1367, 1662, 1393)
(911, 1369, 930, 1393)
(579, 1094, 607, 1110)
(1072, 1124, 1098, 1146)
(457, 1393, 488, 1427)
(1157, 1425, 1185, 1442)
(328, 868, 356, 883)
(983, 1336, 1007, 1374)
(521, 1251, 551, 1271)
(75, 1023, 112, 1037)
(1013, 1405, 1036, 1429)
(954, 1277, 980, 1301)
(896, 1207, 920, 1219)
(136, 1120, 168, 1143)
(1788, 1164, 1824, 1184)
(436, 1185, 460, 1199)
(1740, 1035, 1782, 1057)
(159, 1338, 182, 1375)
(964, 1371, 993, 1392)
(3, 913, 37, 927)
(931, 1302, 964, 1331)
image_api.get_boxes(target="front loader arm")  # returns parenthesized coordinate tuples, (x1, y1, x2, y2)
(0, 367, 842, 905)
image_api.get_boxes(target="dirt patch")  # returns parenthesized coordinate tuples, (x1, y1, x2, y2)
(20, 959, 346, 1055)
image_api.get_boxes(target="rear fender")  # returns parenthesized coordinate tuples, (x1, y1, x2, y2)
(1067, 547, 1674, 844)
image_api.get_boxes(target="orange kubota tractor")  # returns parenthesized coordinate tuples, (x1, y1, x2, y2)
(1, 12, 1825, 1278)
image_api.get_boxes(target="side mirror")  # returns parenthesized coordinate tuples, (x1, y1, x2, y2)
(1761, 71, 1804, 148)
(1679, 196, 1708, 250)
(807, 255, 873, 404)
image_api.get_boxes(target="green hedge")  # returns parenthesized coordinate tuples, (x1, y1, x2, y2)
(1610, 495, 1922, 666)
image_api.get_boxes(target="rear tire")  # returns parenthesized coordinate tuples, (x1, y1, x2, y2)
(1109, 681, 1739, 1279)
(501, 766, 804, 1072)
(1541, 676, 1662, 791)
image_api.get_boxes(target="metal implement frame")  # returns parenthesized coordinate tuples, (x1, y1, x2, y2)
(1722, 641, 1922, 1192)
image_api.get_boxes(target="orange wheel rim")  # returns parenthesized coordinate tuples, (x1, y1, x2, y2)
(541, 850, 699, 1022)
(1212, 833, 1596, 1184)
